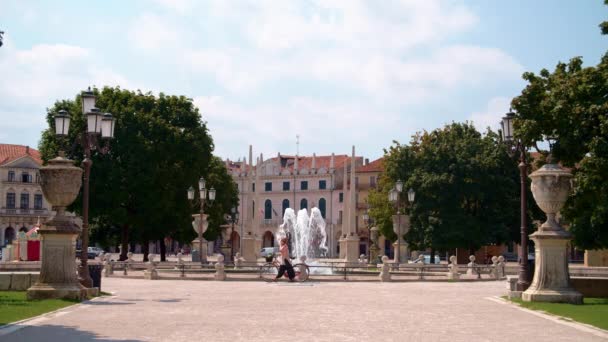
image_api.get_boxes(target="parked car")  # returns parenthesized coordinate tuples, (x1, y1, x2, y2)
(76, 249, 97, 259)
(259, 247, 279, 258)
(410, 254, 440, 264)
(88, 247, 104, 256)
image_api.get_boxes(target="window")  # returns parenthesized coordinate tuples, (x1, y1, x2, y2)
(319, 198, 326, 218)
(252, 183, 256, 192)
(6, 193, 15, 209)
(264, 199, 272, 220)
(20, 193, 29, 209)
(283, 181, 290, 191)
(35, 173, 41, 183)
(34, 194, 43, 209)
(21, 172, 32, 183)
(300, 198, 308, 210)
(300, 181, 308, 190)
(338, 210, 343, 224)
(8, 171, 15, 182)
(319, 180, 327, 190)
(370, 176, 377, 187)
(282, 199, 290, 216)
(339, 192, 344, 203)
(252, 201, 255, 217)
(265, 182, 272, 192)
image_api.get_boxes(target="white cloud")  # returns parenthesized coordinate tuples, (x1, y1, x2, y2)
(128, 13, 183, 51)
(469, 97, 512, 133)
(0, 39, 132, 147)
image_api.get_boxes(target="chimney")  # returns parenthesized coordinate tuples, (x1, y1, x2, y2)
(26, 146, 30, 155)
(365, 158, 369, 165)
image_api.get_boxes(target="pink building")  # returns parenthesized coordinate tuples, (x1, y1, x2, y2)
(227, 147, 363, 258)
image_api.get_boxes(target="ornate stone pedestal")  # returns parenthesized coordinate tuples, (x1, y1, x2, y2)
(191, 214, 209, 263)
(392, 214, 410, 263)
(190, 238, 208, 263)
(340, 233, 359, 262)
(27, 155, 88, 301)
(241, 233, 257, 261)
(522, 163, 582, 304)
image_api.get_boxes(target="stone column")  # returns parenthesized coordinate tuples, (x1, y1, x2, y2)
(342, 146, 359, 262)
(392, 214, 410, 263)
(191, 214, 208, 263)
(522, 163, 582, 304)
(241, 232, 257, 262)
(27, 155, 88, 301)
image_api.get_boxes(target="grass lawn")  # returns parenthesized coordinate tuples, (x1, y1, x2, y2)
(0, 291, 79, 326)
(509, 297, 608, 330)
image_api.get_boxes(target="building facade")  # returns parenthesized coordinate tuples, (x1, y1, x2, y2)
(0, 144, 51, 248)
(226, 146, 364, 258)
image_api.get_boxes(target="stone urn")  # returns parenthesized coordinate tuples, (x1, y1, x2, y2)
(27, 154, 88, 301)
(522, 163, 582, 304)
(529, 163, 573, 232)
(191, 213, 209, 263)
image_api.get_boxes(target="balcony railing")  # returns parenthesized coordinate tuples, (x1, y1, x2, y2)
(0, 208, 50, 216)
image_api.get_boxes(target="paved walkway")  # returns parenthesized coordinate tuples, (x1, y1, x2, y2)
(1, 278, 606, 341)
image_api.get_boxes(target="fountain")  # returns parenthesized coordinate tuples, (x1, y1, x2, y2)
(276, 207, 328, 261)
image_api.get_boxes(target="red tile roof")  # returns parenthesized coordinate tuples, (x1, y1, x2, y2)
(0, 144, 42, 166)
(356, 157, 384, 173)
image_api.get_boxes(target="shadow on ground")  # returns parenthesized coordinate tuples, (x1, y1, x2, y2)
(1, 324, 142, 342)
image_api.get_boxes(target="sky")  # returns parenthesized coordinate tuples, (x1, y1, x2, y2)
(0, 0, 606, 161)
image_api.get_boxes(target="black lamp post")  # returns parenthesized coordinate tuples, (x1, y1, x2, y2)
(362, 210, 373, 261)
(53, 88, 116, 288)
(187, 178, 216, 265)
(388, 180, 403, 261)
(501, 109, 530, 291)
(228, 207, 239, 259)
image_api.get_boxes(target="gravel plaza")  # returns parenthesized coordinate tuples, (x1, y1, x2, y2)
(1, 277, 606, 342)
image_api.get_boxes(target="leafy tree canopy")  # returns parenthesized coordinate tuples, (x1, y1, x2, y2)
(39, 86, 238, 251)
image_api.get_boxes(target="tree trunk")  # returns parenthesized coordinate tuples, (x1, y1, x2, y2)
(430, 248, 435, 264)
(142, 240, 149, 262)
(160, 239, 166, 262)
(119, 223, 129, 261)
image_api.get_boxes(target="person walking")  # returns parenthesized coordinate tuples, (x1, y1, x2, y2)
(275, 237, 295, 282)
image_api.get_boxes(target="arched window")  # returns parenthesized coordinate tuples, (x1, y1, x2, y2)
(282, 199, 290, 216)
(300, 198, 308, 210)
(4, 227, 15, 245)
(264, 199, 272, 220)
(318, 198, 326, 218)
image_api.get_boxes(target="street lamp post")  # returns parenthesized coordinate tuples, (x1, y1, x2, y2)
(228, 207, 239, 260)
(187, 178, 215, 265)
(52, 88, 116, 288)
(501, 109, 530, 291)
(362, 210, 373, 261)
(389, 182, 415, 263)
(389, 180, 403, 262)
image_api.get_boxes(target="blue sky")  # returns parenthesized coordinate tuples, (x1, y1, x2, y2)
(0, 0, 605, 161)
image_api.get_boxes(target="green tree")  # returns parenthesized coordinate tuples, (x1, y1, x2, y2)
(374, 123, 527, 258)
(512, 53, 608, 249)
(39, 87, 238, 260)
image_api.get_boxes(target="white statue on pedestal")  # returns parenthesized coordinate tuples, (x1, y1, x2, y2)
(447, 255, 460, 280)
(215, 254, 226, 281)
(379, 256, 391, 282)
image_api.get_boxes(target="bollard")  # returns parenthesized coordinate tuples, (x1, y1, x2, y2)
(379, 256, 391, 282)
(215, 254, 226, 281)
